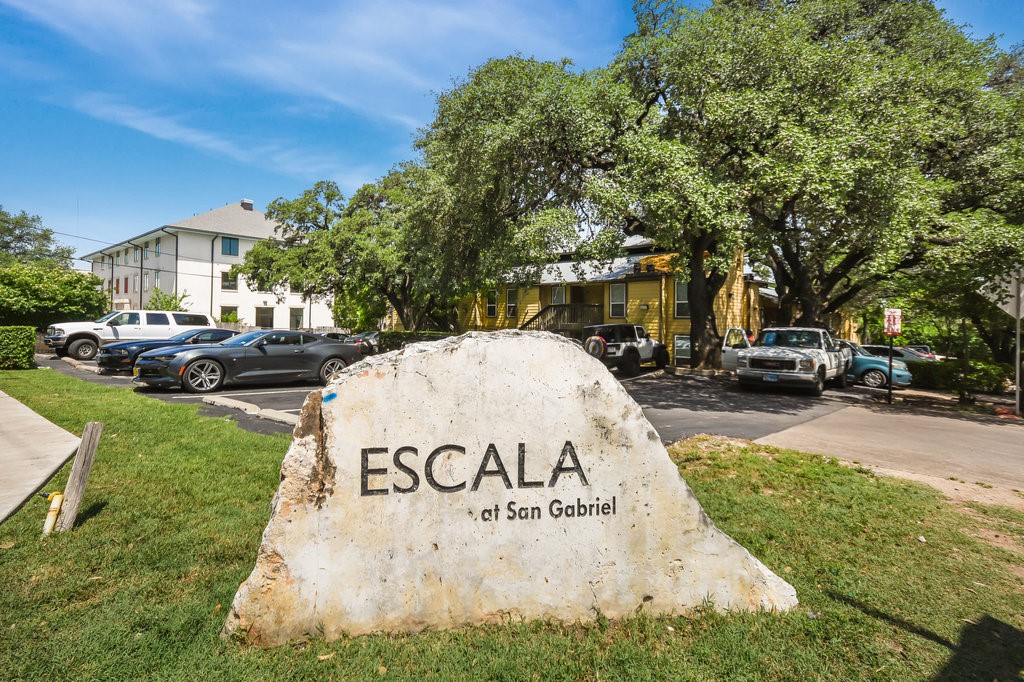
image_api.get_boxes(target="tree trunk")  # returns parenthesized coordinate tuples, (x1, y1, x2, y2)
(687, 233, 728, 369)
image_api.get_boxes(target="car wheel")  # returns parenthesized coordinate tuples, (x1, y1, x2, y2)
(319, 357, 348, 385)
(182, 359, 225, 393)
(620, 351, 642, 377)
(834, 371, 848, 389)
(68, 338, 98, 361)
(54, 348, 68, 358)
(862, 369, 887, 389)
(654, 347, 669, 369)
(810, 368, 825, 397)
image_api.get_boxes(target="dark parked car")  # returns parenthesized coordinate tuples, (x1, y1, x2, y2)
(96, 327, 238, 372)
(132, 329, 362, 393)
(345, 331, 380, 356)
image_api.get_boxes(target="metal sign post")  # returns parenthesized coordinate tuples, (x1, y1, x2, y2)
(884, 308, 902, 405)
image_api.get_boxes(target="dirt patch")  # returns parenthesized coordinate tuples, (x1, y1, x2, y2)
(855, 465, 1024, 512)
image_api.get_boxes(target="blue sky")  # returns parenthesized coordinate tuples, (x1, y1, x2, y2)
(1, 1, 1021, 268)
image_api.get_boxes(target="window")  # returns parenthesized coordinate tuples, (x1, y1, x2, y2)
(133, 246, 140, 262)
(255, 307, 275, 328)
(143, 241, 150, 259)
(123, 248, 129, 261)
(221, 272, 238, 291)
(114, 279, 120, 294)
(551, 285, 565, 306)
(132, 274, 139, 292)
(609, 283, 626, 318)
(146, 313, 169, 325)
(674, 279, 690, 318)
(172, 313, 212, 326)
(154, 271, 161, 290)
(220, 305, 238, 320)
(673, 335, 691, 367)
(115, 252, 120, 265)
(485, 290, 497, 317)
(154, 237, 161, 256)
(505, 288, 518, 318)
(263, 331, 302, 345)
(289, 307, 304, 330)
(221, 237, 239, 256)
(143, 273, 149, 291)
(123, 276, 128, 293)
(111, 312, 140, 326)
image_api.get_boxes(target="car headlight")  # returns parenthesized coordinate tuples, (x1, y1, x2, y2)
(49, 327, 64, 336)
(736, 356, 748, 368)
(799, 359, 814, 370)
(894, 360, 908, 370)
(149, 354, 180, 362)
(113, 349, 130, 356)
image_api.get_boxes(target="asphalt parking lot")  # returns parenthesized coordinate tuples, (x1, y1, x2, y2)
(37, 353, 876, 441)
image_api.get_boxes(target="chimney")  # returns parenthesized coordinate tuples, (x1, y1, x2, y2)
(241, 198, 254, 211)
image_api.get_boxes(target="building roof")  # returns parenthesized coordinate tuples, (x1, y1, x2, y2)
(536, 253, 673, 284)
(80, 199, 278, 260)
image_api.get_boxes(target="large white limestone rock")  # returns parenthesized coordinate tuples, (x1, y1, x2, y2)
(223, 331, 797, 645)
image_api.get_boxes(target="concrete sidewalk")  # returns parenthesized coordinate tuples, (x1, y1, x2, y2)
(0, 390, 81, 524)
(757, 403, 1024, 505)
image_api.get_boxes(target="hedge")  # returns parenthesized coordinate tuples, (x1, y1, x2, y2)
(0, 326, 37, 370)
(377, 331, 455, 353)
(909, 359, 1013, 394)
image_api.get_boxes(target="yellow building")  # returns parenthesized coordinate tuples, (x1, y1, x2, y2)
(445, 242, 770, 367)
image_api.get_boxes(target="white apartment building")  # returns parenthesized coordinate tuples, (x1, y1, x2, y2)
(81, 199, 334, 330)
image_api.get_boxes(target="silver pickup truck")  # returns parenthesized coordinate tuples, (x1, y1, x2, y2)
(721, 326, 851, 396)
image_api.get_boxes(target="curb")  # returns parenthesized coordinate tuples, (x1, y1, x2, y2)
(202, 396, 299, 427)
(56, 355, 101, 374)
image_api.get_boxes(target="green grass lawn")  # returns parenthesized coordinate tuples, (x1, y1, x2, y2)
(1, 368, 1022, 681)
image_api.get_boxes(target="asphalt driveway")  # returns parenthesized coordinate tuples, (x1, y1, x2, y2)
(35, 353, 1024, 493)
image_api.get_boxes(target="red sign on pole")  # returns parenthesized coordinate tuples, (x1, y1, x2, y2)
(884, 308, 902, 337)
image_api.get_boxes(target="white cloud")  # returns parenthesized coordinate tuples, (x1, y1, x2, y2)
(71, 92, 355, 181)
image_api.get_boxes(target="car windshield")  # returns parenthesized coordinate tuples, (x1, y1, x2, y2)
(169, 329, 203, 342)
(756, 330, 821, 349)
(95, 311, 119, 323)
(844, 342, 870, 357)
(220, 330, 267, 346)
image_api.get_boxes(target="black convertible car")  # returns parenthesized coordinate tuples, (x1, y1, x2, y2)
(96, 327, 238, 372)
(132, 329, 362, 393)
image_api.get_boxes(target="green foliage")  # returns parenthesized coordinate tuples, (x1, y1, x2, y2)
(0, 262, 108, 329)
(217, 309, 240, 324)
(377, 330, 453, 352)
(144, 288, 190, 312)
(909, 360, 1014, 394)
(0, 205, 74, 266)
(0, 326, 35, 369)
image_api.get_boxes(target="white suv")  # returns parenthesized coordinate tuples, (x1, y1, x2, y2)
(583, 323, 670, 377)
(45, 310, 217, 361)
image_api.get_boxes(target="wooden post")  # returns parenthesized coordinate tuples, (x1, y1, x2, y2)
(54, 422, 103, 532)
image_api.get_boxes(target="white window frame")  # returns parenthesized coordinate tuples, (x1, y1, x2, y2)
(674, 279, 690, 318)
(609, 283, 626, 318)
(673, 334, 692, 367)
(154, 237, 161, 256)
(505, 288, 518, 319)
(143, 273, 149, 291)
(485, 290, 497, 317)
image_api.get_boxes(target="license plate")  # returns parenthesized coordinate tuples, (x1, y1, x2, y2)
(764, 374, 779, 382)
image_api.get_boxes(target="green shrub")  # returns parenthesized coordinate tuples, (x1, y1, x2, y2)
(909, 359, 1012, 394)
(0, 326, 36, 369)
(378, 330, 454, 352)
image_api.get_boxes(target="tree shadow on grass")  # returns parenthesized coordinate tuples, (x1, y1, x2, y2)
(829, 592, 1024, 681)
(73, 501, 107, 529)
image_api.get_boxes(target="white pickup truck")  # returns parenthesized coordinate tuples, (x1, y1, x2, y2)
(45, 310, 217, 361)
(721, 326, 851, 396)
